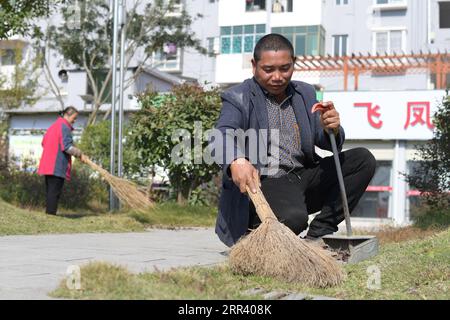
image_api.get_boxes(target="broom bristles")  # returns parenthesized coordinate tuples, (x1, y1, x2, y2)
(84, 158, 154, 211)
(230, 219, 345, 288)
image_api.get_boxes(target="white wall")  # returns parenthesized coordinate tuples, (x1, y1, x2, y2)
(215, 54, 254, 84)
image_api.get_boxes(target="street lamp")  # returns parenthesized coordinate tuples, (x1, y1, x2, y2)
(117, 0, 126, 180)
(109, 0, 119, 211)
(109, 0, 126, 211)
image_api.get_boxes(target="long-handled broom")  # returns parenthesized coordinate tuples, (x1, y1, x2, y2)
(229, 186, 344, 288)
(83, 157, 154, 211)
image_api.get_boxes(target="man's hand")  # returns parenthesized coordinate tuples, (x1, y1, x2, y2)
(80, 154, 89, 163)
(313, 101, 341, 132)
(230, 158, 260, 194)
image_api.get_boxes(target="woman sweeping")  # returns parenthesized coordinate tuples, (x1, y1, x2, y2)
(38, 106, 86, 215)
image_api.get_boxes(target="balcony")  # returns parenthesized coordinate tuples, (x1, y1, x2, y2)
(372, 0, 407, 12)
(245, 0, 266, 12)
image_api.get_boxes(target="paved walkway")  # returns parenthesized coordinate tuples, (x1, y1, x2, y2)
(0, 228, 228, 300)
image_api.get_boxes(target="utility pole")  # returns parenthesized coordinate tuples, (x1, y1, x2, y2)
(109, 0, 119, 211)
(117, 0, 126, 180)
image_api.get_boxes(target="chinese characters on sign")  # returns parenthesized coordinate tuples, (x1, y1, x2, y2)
(353, 102, 435, 131)
(404, 102, 435, 130)
(354, 103, 383, 129)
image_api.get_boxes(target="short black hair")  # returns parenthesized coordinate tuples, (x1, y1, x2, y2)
(60, 106, 78, 117)
(253, 33, 295, 63)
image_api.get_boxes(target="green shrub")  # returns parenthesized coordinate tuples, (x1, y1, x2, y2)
(131, 84, 222, 205)
(78, 120, 139, 177)
(0, 164, 108, 210)
(412, 205, 450, 230)
(188, 178, 221, 207)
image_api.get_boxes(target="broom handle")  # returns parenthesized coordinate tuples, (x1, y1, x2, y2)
(84, 157, 110, 177)
(246, 186, 278, 222)
(328, 130, 353, 237)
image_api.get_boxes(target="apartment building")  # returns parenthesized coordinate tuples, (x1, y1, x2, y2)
(215, 0, 450, 88)
(1, 0, 220, 168)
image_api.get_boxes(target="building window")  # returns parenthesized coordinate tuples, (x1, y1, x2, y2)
(272, 25, 326, 56)
(373, 30, 405, 54)
(272, 0, 293, 13)
(352, 161, 393, 219)
(439, 2, 450, 29)
(1, 49, 16, 66)
(152, 43, 181, 71)
(232, 36, 243, 54)
(373, 0, 407, 11)
(246, 0, 266, 12)
(375, 0, 405, 4)
(333, 35, 348, 57)
(220, 24, 266, 54)
(336, 0, 349, 5)
(406, 161, 422, 221)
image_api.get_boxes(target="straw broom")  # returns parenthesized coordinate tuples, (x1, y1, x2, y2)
(229, 186, 344, 288)
(83, 157, 153, 211)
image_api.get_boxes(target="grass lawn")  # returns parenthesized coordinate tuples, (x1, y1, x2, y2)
(51, 227, 450, 300)
(0, 200, 216, 236)
(128, 203, 216, 228)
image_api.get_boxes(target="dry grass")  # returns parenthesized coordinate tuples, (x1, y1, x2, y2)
(358, 226, 439, 245)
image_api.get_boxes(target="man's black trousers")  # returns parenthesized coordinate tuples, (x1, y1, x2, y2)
(249, 148, 376, 238)
(45, 175, 65, 215)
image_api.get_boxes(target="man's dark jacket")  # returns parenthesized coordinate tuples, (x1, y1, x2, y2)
(213, 78, 345, 247)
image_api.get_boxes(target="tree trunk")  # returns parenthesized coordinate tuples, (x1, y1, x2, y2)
(0, 114, 10, 166)
(147, 166, 155, 200)
(87, 103, 101, 126)
(177, 184, 191, 206)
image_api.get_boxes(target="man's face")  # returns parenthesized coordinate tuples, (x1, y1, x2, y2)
(65, 113, 78, 125)
(252, 50, 295, 97)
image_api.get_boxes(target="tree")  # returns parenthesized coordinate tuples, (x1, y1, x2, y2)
(130, 84, 221, 205)
(407, 92, 450, 217)
(78, 119, 137, 177)
(37, 0, 205, 126)
(0, 0, 56, 39)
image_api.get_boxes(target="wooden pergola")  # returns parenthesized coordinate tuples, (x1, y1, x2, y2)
(294, 51, 450, 91)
